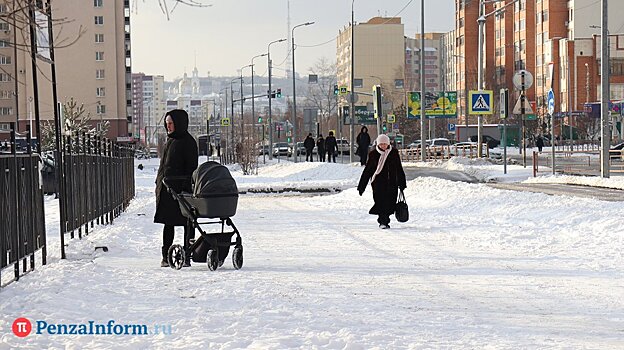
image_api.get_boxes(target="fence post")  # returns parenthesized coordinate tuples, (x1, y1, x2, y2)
(532, 151, 538, 177)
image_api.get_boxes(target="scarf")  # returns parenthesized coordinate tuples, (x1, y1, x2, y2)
(371, 145, 392, 184)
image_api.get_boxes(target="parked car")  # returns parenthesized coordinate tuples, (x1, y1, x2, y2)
(407, 140, 429, 149)
(295, 142, 306, 156)
(336, 139, 351, 155)
(257, 144, 270, 156)
(272, 142, 292, 157)
(427, 138, 451, 147)
(469, 135, 500, 149)
(450, 141, 478, 156)
(610, 142, 624, 159)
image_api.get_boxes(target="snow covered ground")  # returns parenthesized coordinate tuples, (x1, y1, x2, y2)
(1, 157, 623, 349)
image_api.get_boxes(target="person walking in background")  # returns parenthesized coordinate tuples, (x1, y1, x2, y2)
(325, 131, 337, 163)
(154, 109, 198, 267)
(304, 133, 315, 162)
(316, 134, 326, 162)
(357, 134, 406, 229)
(536, 135, 544, 153)
(356, 126, 371, 166)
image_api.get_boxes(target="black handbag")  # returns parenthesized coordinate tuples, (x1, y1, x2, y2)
(395, 189, 409, 222)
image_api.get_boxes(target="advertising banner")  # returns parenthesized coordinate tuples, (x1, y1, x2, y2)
(407, 91, 457, 119)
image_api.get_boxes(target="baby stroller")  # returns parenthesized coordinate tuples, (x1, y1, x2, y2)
(162, 161, 243, 271)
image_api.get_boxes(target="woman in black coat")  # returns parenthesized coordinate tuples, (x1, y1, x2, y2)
(356, 126, 371, 166)
(154, 109, 198, 266)
(357, 134, 406, 229)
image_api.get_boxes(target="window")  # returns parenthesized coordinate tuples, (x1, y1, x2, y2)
(520, 19, 525, 31)
(353, 78, 363, 88)
(0, 107, 13, 115)
(395, 79, 404, 89)
(0, 40, 9, 48)
(536, 12, 542, 24)
(95, 34, 104, 43)
(0, 55, 10, 64)
(96, 104, 106, 114)
(0, 73, 11, 81)
(459, 18, 464, 28)
(536, 55, 542, 67)
(0, 5, 7, 13)
(95, 16, 104, 25)
(96, 69, 105, 79)
(0, 90, 12, 99)
(96, 87, 105, 97)
(537, 33, 543, 46)
(0, 21, 9, 31)
(543, 10, 549, 21)
(96, 51, 104, 61)
(94, 0, 103, 7)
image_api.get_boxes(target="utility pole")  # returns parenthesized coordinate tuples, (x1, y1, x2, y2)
(600, 0, 610, 177)
(350, 0, 356, 163)
(420, 0, 426, 161)
(268, 39, 287, 160)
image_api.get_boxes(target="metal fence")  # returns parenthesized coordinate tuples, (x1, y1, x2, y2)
(0, 126, 46, 285)
(58, 133, 135, 258)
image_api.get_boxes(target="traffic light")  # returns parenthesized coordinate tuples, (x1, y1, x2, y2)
(333, 84, 339, 96)
(373, 85, 382, 119)
(382, 122, 388, 132)
(276, 88, 282, 98)
(258, 116, 262, 123)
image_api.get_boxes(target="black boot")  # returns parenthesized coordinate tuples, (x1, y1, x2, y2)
(161, 246, 169, 267)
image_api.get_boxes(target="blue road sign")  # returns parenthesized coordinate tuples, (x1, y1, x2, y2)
(547, 89, 555, 115)
(469, 90, 493, 115)
(448, 123, 456, 132)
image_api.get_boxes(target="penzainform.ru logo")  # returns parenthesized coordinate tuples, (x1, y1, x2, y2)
(12, 318, 173, 337)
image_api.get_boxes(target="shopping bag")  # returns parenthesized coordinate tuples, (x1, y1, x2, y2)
(395, 189, 408, 222)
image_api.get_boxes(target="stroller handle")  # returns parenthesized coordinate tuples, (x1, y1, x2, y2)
(162, 176, 192, 198)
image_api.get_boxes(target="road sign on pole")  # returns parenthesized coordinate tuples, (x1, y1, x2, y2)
(468, 90, 493, 115)
(513, 70, 534, 91)
(221, 118, 230, 127)
(547, 89, 555, 115)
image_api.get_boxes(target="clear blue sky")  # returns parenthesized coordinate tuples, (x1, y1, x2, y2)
(131, 0, 454, 80)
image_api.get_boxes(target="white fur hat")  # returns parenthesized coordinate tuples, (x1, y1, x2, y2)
(376, 134, 390, 145)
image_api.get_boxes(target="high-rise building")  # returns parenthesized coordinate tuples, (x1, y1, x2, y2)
(336, 17, 405, 123)
(0, 0, 131, 140)
(132, 73, 165, 146)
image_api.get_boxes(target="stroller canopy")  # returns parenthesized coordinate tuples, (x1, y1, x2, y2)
(192, 161, 238, 198)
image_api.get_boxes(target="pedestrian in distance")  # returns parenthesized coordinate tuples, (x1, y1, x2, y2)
(316, 134, 326, 162)
(356, 126, 371, 166)
(154, 109, 199, 267)
(536, 135, 544, 153)
(325, 131, 338, 163)
(357, 134, 407, 229)
(304, 133, 315, 162)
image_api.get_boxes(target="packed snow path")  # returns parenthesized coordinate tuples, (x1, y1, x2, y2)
(1, 160, 623, 349)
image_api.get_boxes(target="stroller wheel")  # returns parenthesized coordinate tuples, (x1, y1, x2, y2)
(207, 249, 219, 271)
(167, 244, 185, 270)
(232, 246, 243, 270)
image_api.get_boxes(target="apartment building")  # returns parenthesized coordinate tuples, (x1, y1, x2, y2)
(405, 33, 446, 93)
(0, 0, 131, 140)
(336, 17, 405, 115)
(132, 73, 165, 145)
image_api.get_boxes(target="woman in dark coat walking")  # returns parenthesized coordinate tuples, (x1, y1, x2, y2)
(357, 134, 406, 229)
(316, 134, 326, 162)
(154, 109, 198, 267)
(356, 126, 371, 166)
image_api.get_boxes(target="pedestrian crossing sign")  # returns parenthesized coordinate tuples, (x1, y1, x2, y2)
(221, 118, 230, 127)
(469, 90, 494, 115)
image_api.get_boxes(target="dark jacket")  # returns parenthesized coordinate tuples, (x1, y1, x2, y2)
(154, 109, 199, 226)
(356, 129, 371, 155)
(357, 146, 406, 215)
(316, 137, 325, 153)
(304, 136, 315, 151)
(325, 135, 337, 153)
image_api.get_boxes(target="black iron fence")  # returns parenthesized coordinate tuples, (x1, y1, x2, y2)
(0, 125, 46, 285)
(58, 133, 135, 258)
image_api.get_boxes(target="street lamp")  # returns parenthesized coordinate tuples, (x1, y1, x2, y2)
(267, 38, 287, 160)
(477, 0, 520, 157)
(240, 64, 252, 147)
(350, 0, 356, 163)
(230, 77, 242, 162)
(292, 21, 315, 163)
(251, 53, 267, 147)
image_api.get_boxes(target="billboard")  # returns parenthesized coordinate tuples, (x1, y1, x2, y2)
(342, 106, 376, 125)
(407, 91, 457, 119)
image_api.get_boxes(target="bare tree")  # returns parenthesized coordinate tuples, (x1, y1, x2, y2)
(306, 57, 338, 134)
(40, 97, 109, 150)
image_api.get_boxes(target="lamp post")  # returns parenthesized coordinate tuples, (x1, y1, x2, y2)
(267, 38, 287, 160)
(230, 77, 242, 162)
(420, 0, 425, 161)
(251, 54, 267, 149)
(350, 0, 356, 163)
(453, 54, 469, 139)
(600, 0, 610, 178)
(292, 21, 315, 163)
(477, 0, 520, 157)
(240, 64, 252, 147)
